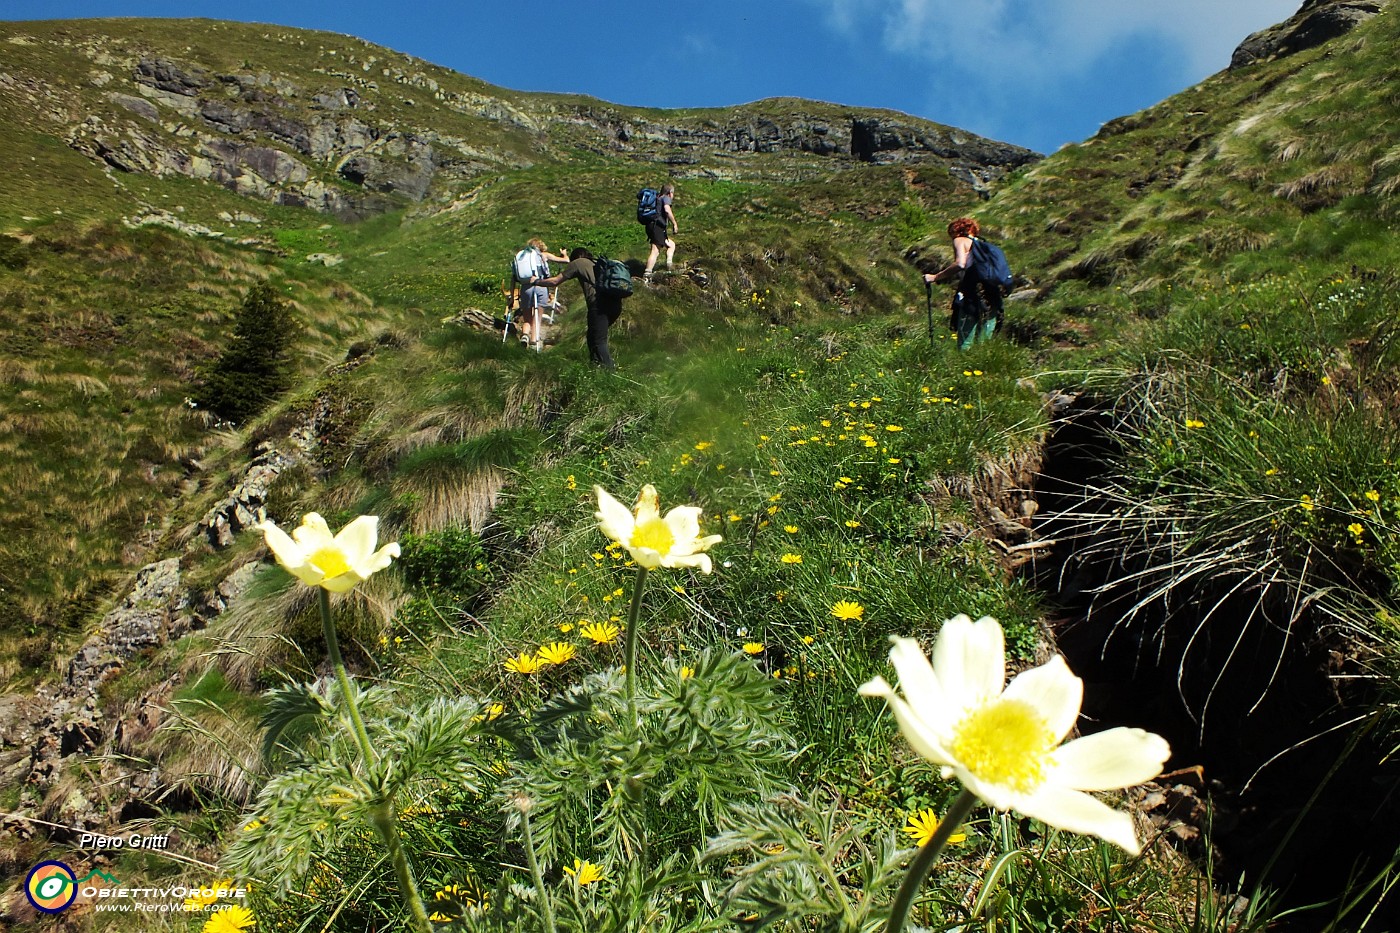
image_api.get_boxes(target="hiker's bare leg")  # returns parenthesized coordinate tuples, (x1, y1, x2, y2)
(664, 238, 676, 270)
(645, 244, 660, 275)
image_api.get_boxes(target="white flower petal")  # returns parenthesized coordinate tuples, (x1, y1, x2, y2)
(662, 551, 713, 574)
(663, 504, 703, 542)
(1049, 728, 1171, 792)
(950, 766, 1021, 813)
(594, 486, 636, 544)
(932, 615, 1005, 712)
(334, 515, 380, 566)
(859, 676, 957, 768)
(634, 485, 661, 524)
(259, 520, 308, 569)
(291, 512, 334, 549)
(1015, 784, 1144, 855)
(630, 547, 664, 569)
(1002, 655, 1083, 742)
(359, 542, 401, 578)
(319, 571, 365, 593)
(671, 533, 723, 557)
(886, 636, 954, 734)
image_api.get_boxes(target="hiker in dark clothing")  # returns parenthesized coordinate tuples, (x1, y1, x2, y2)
(530, 248, 623, 369)
(923, 217, 1003, 350)
(643, 183, 677, 283)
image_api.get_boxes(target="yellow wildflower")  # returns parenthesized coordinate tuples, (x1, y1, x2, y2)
(580, 621, 621, 645)
(904, 809, 967, 848)
(831, 600, 864, 621)
(504, 652, 543, 675)
(563, 859, 606, 886)
(183, 879, 235, 911)
(202, 905, 256, 933)
(536, 642, 577, 666)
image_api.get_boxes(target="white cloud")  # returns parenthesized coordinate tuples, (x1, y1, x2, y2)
(809, 0, 1298, 84)
(804, 0, 1299, 149)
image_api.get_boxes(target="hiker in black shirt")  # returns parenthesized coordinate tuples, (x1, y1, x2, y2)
(531, 248, 623, 369)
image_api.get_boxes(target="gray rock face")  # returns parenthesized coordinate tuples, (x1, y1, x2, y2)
(199, 447, 295, 548)
(0, 440, 297, 833)
(134, 56, 209, 96)
(1231, 0, 1389, 68)
(67, 558, 185, 691)
(108, 91, 159, 122)
(56, 35, 1041, 219)
(596, 107, 1039, 169)
(850, 116, 1039, 167)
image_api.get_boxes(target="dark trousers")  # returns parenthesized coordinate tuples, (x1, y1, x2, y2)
(954, 275, 1004, 350)
(587, 298, 623, 369)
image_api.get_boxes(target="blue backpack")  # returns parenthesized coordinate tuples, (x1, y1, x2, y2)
(636, 187, 659, 224)
(969, 237, 1013, 290)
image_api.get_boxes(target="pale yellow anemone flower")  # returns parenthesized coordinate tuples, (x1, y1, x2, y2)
(257, 512, 400, 593)
(860, 615, 1170, 855)
(594, 485, 722, 573)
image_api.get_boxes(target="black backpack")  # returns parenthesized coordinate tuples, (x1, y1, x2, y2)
(594, 257, 634, 298)
(636, 188, 659, 225)
(968, 237, 1013, 290)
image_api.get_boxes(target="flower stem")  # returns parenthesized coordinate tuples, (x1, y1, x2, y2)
(623, 565, 649, 705)
(519, 803, 559, 933)
(318, 588, 377, 767)
(371, 802, 433, 933)
(884, 788, 980, 933)
(319, 591, 430, 933)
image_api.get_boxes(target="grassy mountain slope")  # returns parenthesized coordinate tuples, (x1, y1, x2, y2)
(2, 6, 1400, 932)
(0, 16, 1001, 681)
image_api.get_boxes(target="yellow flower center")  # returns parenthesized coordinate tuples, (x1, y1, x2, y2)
(631, 517, 675, 555)
(950, 698, 1056, 793)
(308, 545, 352, 580)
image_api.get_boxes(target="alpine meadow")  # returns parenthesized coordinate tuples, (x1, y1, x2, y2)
(2, 3, 1400, 931)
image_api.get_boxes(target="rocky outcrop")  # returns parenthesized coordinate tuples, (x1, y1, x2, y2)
(7, 28, 1045, 219)
(1231, 0, 1390, 68)
(51, 50, 495, 219)
(198, 446, 295, 548)
(0, 431, 308, 837)
(582, 104, 1041, 177)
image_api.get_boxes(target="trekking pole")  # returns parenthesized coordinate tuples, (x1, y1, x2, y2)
(925, 281, 934, 344)
(502, 284, 515, 344)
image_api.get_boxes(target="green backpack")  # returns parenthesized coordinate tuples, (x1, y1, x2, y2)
(594, 257, 634, 298)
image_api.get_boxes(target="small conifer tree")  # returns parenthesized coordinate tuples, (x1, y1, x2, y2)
(194, 282, 297, 422)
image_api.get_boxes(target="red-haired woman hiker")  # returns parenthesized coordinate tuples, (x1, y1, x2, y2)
(923, 217, 1003, 350)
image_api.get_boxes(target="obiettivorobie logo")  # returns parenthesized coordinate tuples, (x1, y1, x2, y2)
(24, 861, 247, 916)
(24, 862, 118, 913)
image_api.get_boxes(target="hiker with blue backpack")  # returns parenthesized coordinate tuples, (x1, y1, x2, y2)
(639, 183, 678, 283)
(923, 217, 1013, 350)
(530, 248, 633, 370)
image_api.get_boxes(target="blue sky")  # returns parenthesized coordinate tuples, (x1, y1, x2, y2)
(4, 0, 1301, 154)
